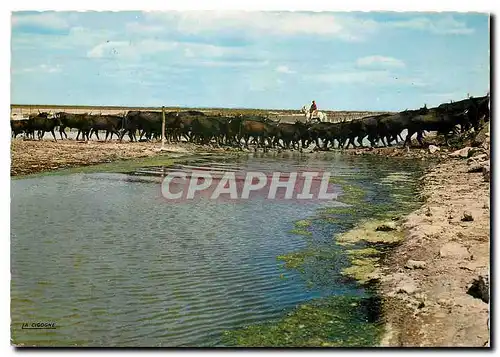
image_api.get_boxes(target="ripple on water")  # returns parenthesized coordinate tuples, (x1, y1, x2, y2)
(11, 153, 423, 346)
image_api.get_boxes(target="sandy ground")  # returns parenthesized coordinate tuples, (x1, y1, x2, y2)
(379, 152, 490, 346)
(10, 139, 206, 176)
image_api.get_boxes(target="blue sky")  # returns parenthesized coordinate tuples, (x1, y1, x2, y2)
(11, 11, 490, 111)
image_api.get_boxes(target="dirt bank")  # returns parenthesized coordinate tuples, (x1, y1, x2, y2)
(10, 139, 225, 176)
(379, 154, 490, 346)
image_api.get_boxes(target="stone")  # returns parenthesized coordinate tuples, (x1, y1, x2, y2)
(483, 164, 490, 182)
(428, 145, 440, 154)
(467, 273, 489, 303)
(366, 272, 382, 283)
(439, 242, 470, 259)
(449, 147, 472, 158)
(461, 211, 474, 222)
(375, 221, 397, 231)
(472, 124, 490, 147)
(405, 260, 427, 269)
(396, 280, 418, 295)
(468, 153, 488, 162)
(467, 163, 484, 173)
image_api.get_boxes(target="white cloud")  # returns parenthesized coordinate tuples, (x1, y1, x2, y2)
(144, 11, 378, 41)
(387, 15, 474, 35)
(87, 40, 179, 59)
(276, 65, 295, 74)
(125, 21, 165, 34)
(16, 64, 62, 74)
(86, 38, 267, 71)
(309, 70, 393, 85)
(306, 69, 428, 87)
(12, 12, 70, 31)
(198, 60, 269, 68)
(140, 12, 475, 42)
(356, 56, 406, 69)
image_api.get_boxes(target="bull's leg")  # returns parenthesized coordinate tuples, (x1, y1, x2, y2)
(403, 131, 414, 147)
(94, 130, 100, 141)
(50, 129, 57, 142)
(416, 131, 425, 146)
(261, 136, 268, 152)
(357, 136, 364, 147)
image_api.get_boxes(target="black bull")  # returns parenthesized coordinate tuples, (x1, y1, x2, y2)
(11, 95, 489, 148)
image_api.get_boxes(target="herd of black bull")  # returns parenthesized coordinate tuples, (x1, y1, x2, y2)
(11, 95, 489, 149)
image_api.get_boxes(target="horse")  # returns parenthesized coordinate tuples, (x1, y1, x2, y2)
(301, 105, 329, 123)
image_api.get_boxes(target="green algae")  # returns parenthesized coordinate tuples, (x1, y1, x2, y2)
(277, 251, 314, 270)
(329, 176, 367, 206)
(341, 257, 380, 285)
(255, 159, 425, 346)
(336, 220, 404, 246)
(277, 248, 345, 272)
(221, 295, 383, 347)
(294, 219, 312, 228)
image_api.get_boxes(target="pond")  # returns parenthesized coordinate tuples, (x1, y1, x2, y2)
(11, 152, 424, 347)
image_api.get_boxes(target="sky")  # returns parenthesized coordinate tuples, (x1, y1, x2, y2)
(10, 11, 490, 111)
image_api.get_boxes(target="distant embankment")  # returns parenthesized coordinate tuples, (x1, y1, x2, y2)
(10, 104, 390, 123)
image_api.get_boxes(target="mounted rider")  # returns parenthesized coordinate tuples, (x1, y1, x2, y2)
(309, 100, 320, 122)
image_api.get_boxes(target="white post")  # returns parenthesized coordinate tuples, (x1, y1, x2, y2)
(161, 106, 166, 150)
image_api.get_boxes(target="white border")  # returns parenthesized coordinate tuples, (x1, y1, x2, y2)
(2, 1, 496, 356)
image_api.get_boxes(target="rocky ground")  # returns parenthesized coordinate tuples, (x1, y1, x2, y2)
(379, 135, 490, 347)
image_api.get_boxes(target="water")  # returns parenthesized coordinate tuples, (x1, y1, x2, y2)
(11, 152, 423, 347)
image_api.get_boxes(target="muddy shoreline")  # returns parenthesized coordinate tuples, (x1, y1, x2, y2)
(378, 156, 490, 346)
(10, 139, 223, 176)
